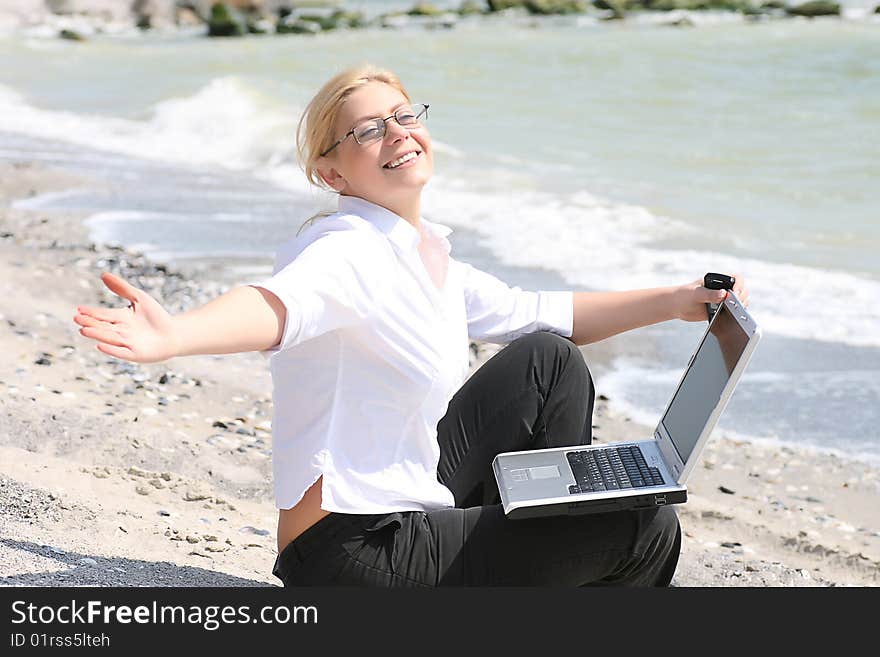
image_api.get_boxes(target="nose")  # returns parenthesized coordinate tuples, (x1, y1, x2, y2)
(384, 117, 410, 144)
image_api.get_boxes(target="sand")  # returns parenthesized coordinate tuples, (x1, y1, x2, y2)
(1, 160, 877, 587)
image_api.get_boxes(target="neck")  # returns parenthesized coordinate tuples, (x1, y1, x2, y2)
(347, 192, 421, 228)
(385, 196, 421, 229)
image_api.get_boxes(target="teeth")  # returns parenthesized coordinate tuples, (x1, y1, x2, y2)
(386, 151, 418, 169)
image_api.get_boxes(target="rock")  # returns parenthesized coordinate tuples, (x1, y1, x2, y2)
(208, 2, 247, 37)
(458, 0, 486, 15)
(786, 1, 840, 15)
(58, 29, 86, 41)
(175, 6, 205, 27)
(524, 0, 588, 14)
(186, 534, 201, 543)
(277, 16, 322, 33)
(487, 0, 527, 10)
(593, 0, 626, 18)
(78, 558, 98, 566)
(718, 485, 736, 495)
(183, 485, 212, 502)
(135, 485, 151, 495)
(239, 525, 271, 536)
(408, 2, 444, 16)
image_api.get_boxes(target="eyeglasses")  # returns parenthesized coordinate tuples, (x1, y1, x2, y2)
(320, 103, 429, 157)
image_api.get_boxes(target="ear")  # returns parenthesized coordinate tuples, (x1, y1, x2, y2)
(317, 163, 346, 192)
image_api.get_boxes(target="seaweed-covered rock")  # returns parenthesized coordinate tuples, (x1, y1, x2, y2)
(458, 0, 488, 15)
(487, 0, 527, 11)
(408, 2, 444, 15)
(786, 1, 840, 15)
(58, 28, 86, 41)
(524, 0, 589, 12)
(208, 2, 246, 37)
(593, 0, 626, 17)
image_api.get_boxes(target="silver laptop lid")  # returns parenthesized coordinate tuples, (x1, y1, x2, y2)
(655, 293, 761, 484)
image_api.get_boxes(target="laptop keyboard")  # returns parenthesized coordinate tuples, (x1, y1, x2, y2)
(566, 446, 665, 494)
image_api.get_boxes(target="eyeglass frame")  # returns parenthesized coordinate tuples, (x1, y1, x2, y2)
(319, 103, 430, 158)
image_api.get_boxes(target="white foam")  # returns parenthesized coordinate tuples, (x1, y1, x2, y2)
(0, 78, 298, 171)
(423, 174, 880, 349)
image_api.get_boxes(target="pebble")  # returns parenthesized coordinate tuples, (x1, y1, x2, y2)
(239, 526, 270, 537)
(78, 558, 97, 567)
(184, 486, 211, 502)
(718, 486, 736, 495)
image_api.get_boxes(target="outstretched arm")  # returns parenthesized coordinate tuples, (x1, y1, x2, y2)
(570, 275, 750, 346)
(73, 272, 285, 363)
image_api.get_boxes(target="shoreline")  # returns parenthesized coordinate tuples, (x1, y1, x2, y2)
(0, 1, 875, 42)
(1, 158, 878, 587)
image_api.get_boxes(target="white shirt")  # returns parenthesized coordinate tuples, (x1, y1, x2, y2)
(252, 195, 574, 513)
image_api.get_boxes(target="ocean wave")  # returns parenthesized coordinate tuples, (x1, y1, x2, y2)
(0, 77, 297, 170)
(423, 174, 880, 349)
(594, 358, 880, 468)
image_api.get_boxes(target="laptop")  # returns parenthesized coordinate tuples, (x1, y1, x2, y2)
(492, 292, 761, 519)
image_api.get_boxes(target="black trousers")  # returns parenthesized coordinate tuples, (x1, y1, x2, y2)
(273, 332, 681, 587)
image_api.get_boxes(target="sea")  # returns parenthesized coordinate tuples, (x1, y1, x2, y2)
(1, 6, 878, 465)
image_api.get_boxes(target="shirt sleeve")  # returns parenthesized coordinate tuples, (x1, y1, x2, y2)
(457, 259, 574, 343)
(248, 233, 379, 357)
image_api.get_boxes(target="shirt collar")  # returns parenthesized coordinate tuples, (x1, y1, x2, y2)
(338, 195, 452, 251)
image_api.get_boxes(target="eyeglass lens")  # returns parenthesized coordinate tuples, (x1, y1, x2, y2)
(353, 104, 428, 145)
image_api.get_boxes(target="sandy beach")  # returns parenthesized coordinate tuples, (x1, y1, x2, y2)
(1, 160, 877, 588)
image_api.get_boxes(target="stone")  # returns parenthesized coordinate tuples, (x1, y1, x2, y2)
(184, 487, 211, 502)
(208, 2, 247, 37)
(524, 0, 588, 13)
(786, 1, 840, 15)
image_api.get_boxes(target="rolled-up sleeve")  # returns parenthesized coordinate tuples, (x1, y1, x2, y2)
(249, 233, 377, 356)
(458, 260, 573, 343)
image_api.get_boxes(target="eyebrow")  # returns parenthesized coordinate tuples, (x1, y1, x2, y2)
(349, 102, 410, 126)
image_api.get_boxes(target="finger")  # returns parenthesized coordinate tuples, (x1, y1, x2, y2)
(76, 306, 130, 322)
(79, 326, 129, 348)
(73, 314, 116, 329)
(75, 306, 127, 324)
(702, 288, 728, 303)
(100, 272, 141, 304)
(96, 342, 136, 361)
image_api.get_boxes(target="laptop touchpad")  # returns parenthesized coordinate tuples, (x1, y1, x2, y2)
(528, 465, 560, 480)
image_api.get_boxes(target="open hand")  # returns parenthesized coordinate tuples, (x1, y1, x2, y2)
(73, 272, 179, 363)
(675, 273, 750, 323)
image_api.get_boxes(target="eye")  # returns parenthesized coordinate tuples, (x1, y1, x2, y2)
(396, 108, 417, 125)
(354, 120, 383, 142)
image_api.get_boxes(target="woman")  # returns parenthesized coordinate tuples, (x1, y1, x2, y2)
(74, 64, 749, 586)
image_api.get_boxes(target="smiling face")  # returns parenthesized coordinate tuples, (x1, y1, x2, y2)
(317, 81, 433, 222)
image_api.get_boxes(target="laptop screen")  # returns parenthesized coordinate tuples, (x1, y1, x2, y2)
(662, 303, 750, 463)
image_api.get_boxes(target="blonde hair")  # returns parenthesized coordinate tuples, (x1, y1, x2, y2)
(297, 64, 411, 190)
